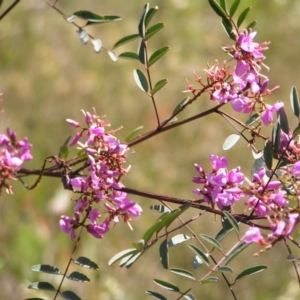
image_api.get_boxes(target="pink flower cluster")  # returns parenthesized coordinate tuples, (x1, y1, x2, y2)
(0, 128, 33, 194)
(192, 155, 300, 245)
(190, 30, 283, 125)
(59, 109, 142, 240)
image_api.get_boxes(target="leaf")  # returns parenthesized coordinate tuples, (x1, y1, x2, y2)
(208, 0, 227, 19)
(215, 266, 233, 273)
(193, 255, 203, 269)
(28, 282, 56, 291)
(108, 51, 118, 61)
(277, 106, 289, 134)
(60, 290, 81, 300)
(31, 264, 62, 275)
(66, 271, 90, 282)
(150, 79, 168, 95)
(58, 136, 71, 159)
(143, 221, 163, 244)
(251, 157, 266, 179)
(293, 124, 300, 139)
(173, 97, 190, 115)
(246, 20, 257, 30)
(133, 69, 148, 92)
(263, 139, 273, 170)
(291, 86, 300, 118)
(272, 121, 281, 153)
(150, 204, 171, 214)
(188, 245, 209, 266)
(153, 279, 180, 292)
(219, 0, 227, 11)
(234, 265, 267, 283)
(145, 290, 167, 300)
(77, 29, 89, 44)
(145, 23, 164, 40)
(118, 52, 139, 60)
(245, 113, 260, 126)
(124, 252, 142, 268)
(223, 134, 240, 150)
(138, 4, 149, 38)
(237, 7, 251, 27)
(170, 268, 195, 280)
(222, 211, 239, 235)
(252, 150, 263, 160)
(224, 242, 249, 265)
(199, 234, 222, 251)
(286, 253, 298, 261)
(132, 239, 145, 251)
(72, 11, 121, 24)
(215, 227, 234, 242)
(200, 277, 219, 284)
(168, 234, 191, 247)
(183, 294, 196, 300)
(91, 39, 102, 53)
(138, 39, 146, 65)
(145, 6, 159, 27)
(73, 256, 99, 270)
(149, 46, 170, 67)
(113, 34, 140, 49)
(108, 248, 137, 265)
(229, 0, 240, 17)
(125, 125, 144, 142)
(221, 18, 235, 41)
(159, 239, 169, 269)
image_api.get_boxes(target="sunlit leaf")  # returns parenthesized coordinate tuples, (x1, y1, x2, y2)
(108, 248, 137, 265)
(153, 279, 180, 292)
(125, 252, 142, 268)
(159, 239, 169, 269)
(219, 0, 227, 11)
(72, 10, 104, 21)
(183, 294, 196, 300)
(168, 234, 191, 247)
(234, 265, 267, 283)
(113, 34, 139, 49)
(237, 7, 251, 27)
(215, 226, 234, 242)
(66, 271, 90, 282)
(74, 257, 99, 270)
(170, 268, 195, 280)
(31, 265, 62, 275)
(77, 29, 89, 44)
(221, 18, 235, 40)
(245, 113, 260, 126)
(138, 4, 149, 38)
(223, 134, 240, 150)
(224, 242, 249, 265)
(132, 240, 145, 251)
(28, 282, 56, 291)
(108, 51, 118, 61)
(145, 290, 167, 300)
(91, 39, 102, 53)
(150, 79, 168, 95)
(188, 245, 209, 266)
(150, 204, 171, 213)
(145, 23, 164, 40)
(193, 255, 203, 269)
(133, 69, 148, 92)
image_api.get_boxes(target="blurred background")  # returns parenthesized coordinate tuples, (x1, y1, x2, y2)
(1, 0, 300, 299)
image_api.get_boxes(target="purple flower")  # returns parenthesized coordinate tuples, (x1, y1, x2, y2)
(244, 227, 263, 243)
(87, 219, 110, 239)
(236, 31, 264, 59)
(261, 102, 284, 125)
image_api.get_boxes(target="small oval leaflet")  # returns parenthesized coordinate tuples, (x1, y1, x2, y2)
(108, 51, 118, 61)
(92, 39, 102, 53)
(133, 69, 148, 92)
(223, 134, 240, 150)
(60, 290, 82, 300)
(77, 29, 89, 44)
